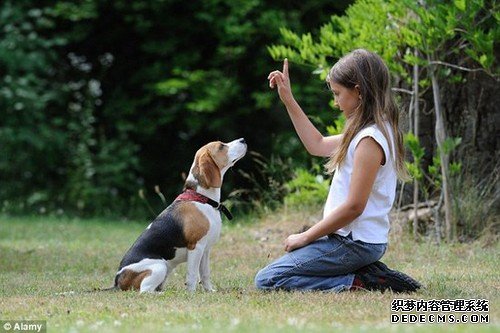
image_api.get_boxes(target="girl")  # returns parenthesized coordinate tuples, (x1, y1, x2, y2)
(255, 49, 420, 292)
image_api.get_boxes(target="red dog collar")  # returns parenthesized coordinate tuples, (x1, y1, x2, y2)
(175, 189, 233, 220)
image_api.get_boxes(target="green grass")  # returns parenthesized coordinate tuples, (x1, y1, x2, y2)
(0, 209, 498, 332)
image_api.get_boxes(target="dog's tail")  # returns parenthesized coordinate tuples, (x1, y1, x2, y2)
(54, 274, 121, 295)
(87, 286, 119, 292)
(85, 274, 120, 293)
(56, 285, 118, 296)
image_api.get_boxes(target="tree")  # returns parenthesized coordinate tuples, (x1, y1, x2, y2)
(400, 0, 498, 241)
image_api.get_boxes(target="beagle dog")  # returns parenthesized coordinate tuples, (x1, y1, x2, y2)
(113, 138, 247, 292)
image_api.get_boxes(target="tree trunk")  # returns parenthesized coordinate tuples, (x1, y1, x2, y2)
(412, 49, 420, 240)
(428, 59, 454, 241)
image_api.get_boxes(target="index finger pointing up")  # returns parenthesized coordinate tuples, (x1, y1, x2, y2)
(283, 58, 289, 77)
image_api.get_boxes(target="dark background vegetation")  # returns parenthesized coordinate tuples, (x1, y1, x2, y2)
(0, 0, 350, 216)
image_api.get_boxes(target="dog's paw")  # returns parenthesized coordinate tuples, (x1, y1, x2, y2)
(185, 283, 197, 292)
(201, 282, 216, 292)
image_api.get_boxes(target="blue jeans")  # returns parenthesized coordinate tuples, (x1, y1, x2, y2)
(254, 233, 387, 292)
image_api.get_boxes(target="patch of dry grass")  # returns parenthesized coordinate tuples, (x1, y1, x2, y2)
(0, 210, 498, 332)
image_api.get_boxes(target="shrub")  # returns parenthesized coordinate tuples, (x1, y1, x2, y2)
(284, 168, 329, 208)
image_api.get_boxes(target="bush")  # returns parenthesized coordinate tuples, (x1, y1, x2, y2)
(284, 168, 329, 208)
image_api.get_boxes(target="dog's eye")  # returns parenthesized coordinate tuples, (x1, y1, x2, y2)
(218, 143, 225, 151)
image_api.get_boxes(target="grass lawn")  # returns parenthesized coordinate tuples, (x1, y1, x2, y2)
(0, 208, 498, 332)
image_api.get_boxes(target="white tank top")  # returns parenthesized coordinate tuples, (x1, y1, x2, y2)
(323, 122, 397, 243)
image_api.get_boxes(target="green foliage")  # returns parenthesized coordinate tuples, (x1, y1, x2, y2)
(325, 112, 346, 136)
(233, 152, 295, 213)
(405, 133, 425, 161)
(401, 0, 498, 75)
(404, 133, 425, 181)
(0, 1, 71, 210)
(441, 137, 462, 155)
(404, 133, 463, 203)
(268, 0, 408, 80)
(428, 156, 441, 184)
(284, 168, 329, 208)
(0, 1, 142, 216)
(269, 0, 498, 90)
(406, 135, 463, 196)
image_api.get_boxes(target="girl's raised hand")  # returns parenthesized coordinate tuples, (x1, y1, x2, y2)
(267, 58, 293, 104)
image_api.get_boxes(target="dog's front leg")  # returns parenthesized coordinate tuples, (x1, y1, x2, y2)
(186, 246, 204, 292)
(199, 248, 216, 292)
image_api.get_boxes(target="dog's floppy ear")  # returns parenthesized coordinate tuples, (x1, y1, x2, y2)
(194, 150, 222, 188)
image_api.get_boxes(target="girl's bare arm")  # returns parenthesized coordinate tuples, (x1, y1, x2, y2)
(268, 59, 342, 157)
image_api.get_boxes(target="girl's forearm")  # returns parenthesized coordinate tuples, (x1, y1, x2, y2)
(283, 98, 325, 157)
(303, 203, 362, 242)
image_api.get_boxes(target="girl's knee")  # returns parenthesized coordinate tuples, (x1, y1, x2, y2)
(255, 255, 297, 290)
(254, 267, 275, 290)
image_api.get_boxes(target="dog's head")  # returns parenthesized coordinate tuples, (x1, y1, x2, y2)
(189, 138, 247, 189)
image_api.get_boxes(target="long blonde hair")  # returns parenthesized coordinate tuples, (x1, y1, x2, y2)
(325, 49, 409, 181)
